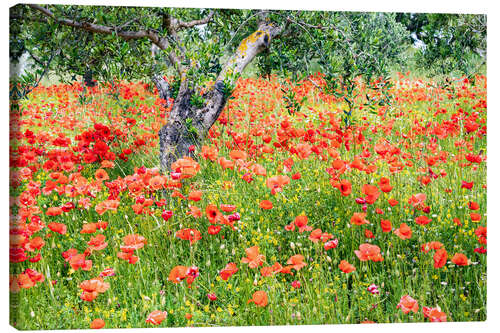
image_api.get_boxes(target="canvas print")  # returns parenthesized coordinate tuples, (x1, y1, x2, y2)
(9, 3, 487, 330)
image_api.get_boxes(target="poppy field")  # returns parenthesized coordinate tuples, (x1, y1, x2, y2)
(9, 72, 487, 329)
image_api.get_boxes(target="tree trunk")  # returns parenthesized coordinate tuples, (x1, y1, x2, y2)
(158, 81, 227, 172)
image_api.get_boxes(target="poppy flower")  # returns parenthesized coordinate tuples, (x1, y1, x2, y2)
(229, 149, 248, 160)
(421, 241, 443, 253)
(241, 246, 265, 268)
(475, 226, 487, 244)
(94, 169, 109, 182)
(90, 319, 105, 329)
(380, 219, 392, 233)
(188, 190, 203, 202)
(206, 204, 222, 224)
(468, 201, 480, 210)
(433, 248, 448, 268)
(46, 207, 63, 216)
(266, 175, 290, 194)
(99, 268, 115, 277)
(171, 157, 200, 178)
(324, 239, 339, 250)
(176, 228, 202, 245)
(461, 181, 474, 190)
(354, 243, 383, 262)
(168, 266, 188, 283)
(87, 234, 108, 251)
(308, 228, 323, 242)
(294, 215, 313, 232)
(259, 200, 273, 210)
(219, 262, 238, 281)
(362, 184, 380, 204)
(247, 290, 268, 307)
(338, 179, 352, 196)
(47, 222, 67, 235)
(122, 234, 147, 251)
(81, 223, 98, 234)
(397, 295, 419, 314)
(388, 198, 399, 206)
(201, 145, 218, 161)
(187, 205, 202, 218)
(351, 212, 369, 226)
(451, 253, 469, 266)
(161, 210, 173, 221)
(470, 213, 481, 221)
(408, 193, 426, 209)
(25, 236, 45, 252)
(79, 277, 109, 302)
(379, 177, 393, 192)
(423, 307, 447, 322)
(286, 254, 307, 271)
(394, 223, 412, 240)
(146, 310, 167, 325)
(69, 254, 93, 271)
(208, 225, 222, 235)
(339, 260, 356, 273)
(415, 216, 431, 225)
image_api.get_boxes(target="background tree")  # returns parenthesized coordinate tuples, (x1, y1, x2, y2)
(396, 13, 487, 78)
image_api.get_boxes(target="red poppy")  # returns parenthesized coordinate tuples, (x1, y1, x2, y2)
(146, 310, 167, 325)
(286, 254, 307, 271)
(433, 248, 448, 268)
(451, 253, 469, 266)
(415, 215, 431, 225)
(175, 228, 202, 245)
(247, 291, 268, 307)
(241, 246, 265, 268)
(423, 307, 447, 322)
(90, 319, 105, 329)
(339, 260, 356, 273)
(351, 212, 369, 226)
(394, 223, 412, 240)
(354, 243, 383, 262)
(294, 215, 313, 232)
(219, 262, 238, 281)
(259, 200, 273, 210)
(47, 222, 67, 235)
(397, 295, 419, 314)
(380, 219, 392, 233)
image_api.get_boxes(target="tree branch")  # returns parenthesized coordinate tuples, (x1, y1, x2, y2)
(27, 4, 188, 78)
(216, 21, 282, 86)
(28, 4, 160, 42)
(173, 11, 215, 30)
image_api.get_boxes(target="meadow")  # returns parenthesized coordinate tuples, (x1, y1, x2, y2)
(9, 72, 487, 329)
